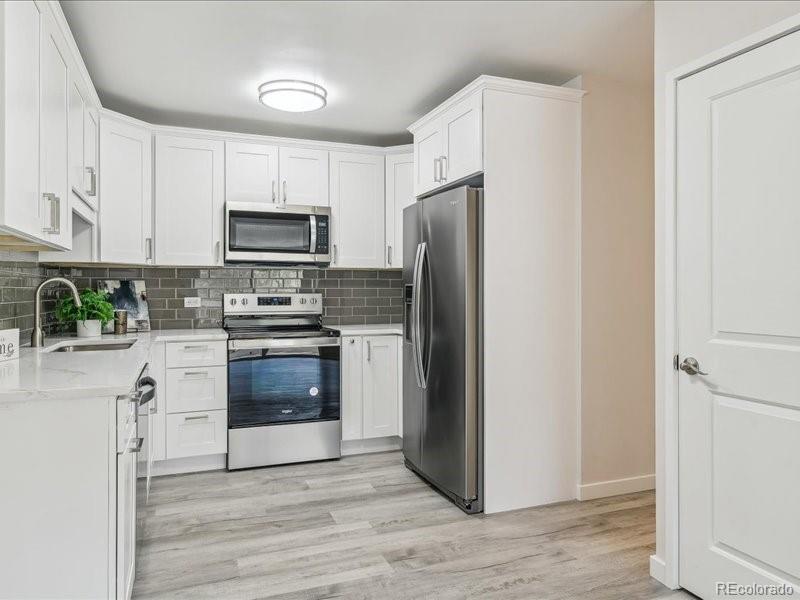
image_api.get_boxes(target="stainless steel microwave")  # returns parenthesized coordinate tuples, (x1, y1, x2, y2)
(225, 202, 331, 265)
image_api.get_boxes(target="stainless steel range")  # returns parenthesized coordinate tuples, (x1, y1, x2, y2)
(224, 293, 341, 470)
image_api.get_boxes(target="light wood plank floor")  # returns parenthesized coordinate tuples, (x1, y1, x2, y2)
(134, 451, 694, 600)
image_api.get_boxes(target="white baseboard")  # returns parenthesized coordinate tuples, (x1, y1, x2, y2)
(149, 454, 227, 477)
(577, 473, 655, 501)
(341, 436, 402, 456)
(649, 555, 679, 589)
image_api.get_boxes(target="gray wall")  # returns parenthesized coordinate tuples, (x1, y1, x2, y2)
(41, 265, 403, 330)
(0, 259, 51, 341)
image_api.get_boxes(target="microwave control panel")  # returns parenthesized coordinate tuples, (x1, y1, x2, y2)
(315, 216, 329, 254)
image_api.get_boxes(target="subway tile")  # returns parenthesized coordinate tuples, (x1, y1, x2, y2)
(339, 279, 365, 288)
(378, 270, 403, 279)
(158, 319, 194, 330)
(340, 297, 366, 307)
(107, 268, 143, 279)
(352, 306, 378, 316)
(339, 316, 367, 325)
(364, 279, 391, 288)
(352, 270, 378, 279)
(352, 288, 378, 298)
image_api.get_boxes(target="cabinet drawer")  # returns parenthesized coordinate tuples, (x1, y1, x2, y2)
(166, 340, 227, 368)
(166, 410, 227, 459)
(166, 365, 227, 414)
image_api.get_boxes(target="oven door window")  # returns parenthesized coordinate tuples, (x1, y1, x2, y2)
(228, 211, 311, 253)
(228, 346, 340, 427)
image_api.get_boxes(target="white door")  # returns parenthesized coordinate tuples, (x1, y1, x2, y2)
(99, 116, 152, 264)
(362, 335, 398, 439)
(384, 152, 414, 268)
(441, 91, 482, 185)
(225, 141, 279, 204)
(413, 119, 442, 197)
(40, 10, 70, 249)
(155, 135, 224, 266)
(3, 0, 42, 241)
(677, 31, 800, 599)
(278, 146, 329, 206)
(329, 151, 385, 268)
(83, 107, 99, 208)
(341, 336, 363, 441)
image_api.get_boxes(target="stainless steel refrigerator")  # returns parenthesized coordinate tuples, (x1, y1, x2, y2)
(403, 185, 482, 514)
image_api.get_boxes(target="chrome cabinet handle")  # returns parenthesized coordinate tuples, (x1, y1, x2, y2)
(129, 437, 144, 453)
(184, 414, 210, 421)
(679, 357, 708, 376)
(145, 237, 153, 261)
(184, 371, 208, 377)
(349, 338, 355, 345)
(440, 156, 447, 182)
(433, 158, 441, 183)
(332, 244, 338, 264)
(387, 245, 393, 266)
(271, 180, 276, 203)
(183, 344, 208, 350)
(42, 193, 60, 234)
(215, 240, 221, 263)
(366, 340, 372, 362)
(282, 180, 287, 205)
(85, 166, 96, 197)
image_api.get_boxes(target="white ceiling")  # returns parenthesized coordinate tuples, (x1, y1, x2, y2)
(61, 1, 653, 146)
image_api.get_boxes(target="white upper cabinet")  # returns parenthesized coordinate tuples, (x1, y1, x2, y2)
(39, 8, 71, 250)
(413, 120, 443, 197)
(278, 147, 329, 206)
(440, 91, 482, 185)
(0, 0, 43, 243)
(155, 135, 225, 266)
(99, 115, 153, 264)
(68, 79, 98, 210)
(409, 89, 483, 197)
(329, 152, 385, 268)
(384, 152, 414, 268)
(225, 141, 279, 204)
(362, 335, 399, 439)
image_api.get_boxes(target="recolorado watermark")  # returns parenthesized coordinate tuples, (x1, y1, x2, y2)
(716, 582, 795, 596)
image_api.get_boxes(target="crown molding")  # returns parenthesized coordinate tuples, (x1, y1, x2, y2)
(407, 74, 585, 133)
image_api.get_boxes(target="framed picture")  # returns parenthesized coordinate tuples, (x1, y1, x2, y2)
(97, 280, 151, 332)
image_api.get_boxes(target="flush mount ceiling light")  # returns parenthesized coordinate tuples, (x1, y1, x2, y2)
(257, 80, 327, 112)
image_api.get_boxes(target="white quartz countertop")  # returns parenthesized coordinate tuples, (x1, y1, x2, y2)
(332, 324, 403, 336)
(0, 329, 227, 404)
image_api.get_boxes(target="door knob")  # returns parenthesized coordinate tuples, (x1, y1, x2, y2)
(679, 357, 707, 376)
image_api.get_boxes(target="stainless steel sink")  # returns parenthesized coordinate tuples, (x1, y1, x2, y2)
(49, 340, 137, 352)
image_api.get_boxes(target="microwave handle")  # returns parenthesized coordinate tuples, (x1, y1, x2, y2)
(309, 214, 317, 253)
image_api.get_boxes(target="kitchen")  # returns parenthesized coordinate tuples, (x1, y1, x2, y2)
(2, 1, 799, 599)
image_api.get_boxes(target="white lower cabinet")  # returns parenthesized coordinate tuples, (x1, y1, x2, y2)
(341, 334, 401, 444)
(166, 411, 227, 459)
(166, 366, 227, 413)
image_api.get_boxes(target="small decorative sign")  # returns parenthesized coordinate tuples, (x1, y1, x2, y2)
(0, 328, 19, 362)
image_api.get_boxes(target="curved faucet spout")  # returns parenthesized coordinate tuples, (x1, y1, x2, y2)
(31, 278, 82, 348)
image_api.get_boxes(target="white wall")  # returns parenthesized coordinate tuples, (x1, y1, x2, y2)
(653, 0, 800, 580)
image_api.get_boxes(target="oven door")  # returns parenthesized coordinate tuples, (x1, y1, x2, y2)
(228, 337, 341, 428)
(225, 202, 330, 264)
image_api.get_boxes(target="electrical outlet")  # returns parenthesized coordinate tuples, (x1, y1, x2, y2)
(184, 297, 201, 308)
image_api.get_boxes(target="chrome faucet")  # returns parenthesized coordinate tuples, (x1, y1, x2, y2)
(31, 278, 82, 348)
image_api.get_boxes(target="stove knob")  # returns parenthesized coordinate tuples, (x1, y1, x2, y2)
(229, 298, 237, 306)
(299, 298, 307, 305)
(310, 298, 318, 305)
(241, 298, 248, 306)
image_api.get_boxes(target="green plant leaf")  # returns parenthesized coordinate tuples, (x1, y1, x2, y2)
(55, 288, 116, 326)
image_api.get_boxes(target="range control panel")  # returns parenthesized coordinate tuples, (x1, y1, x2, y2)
(223, 293, 322, 315)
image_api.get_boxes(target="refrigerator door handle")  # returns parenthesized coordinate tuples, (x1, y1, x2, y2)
(414, 242, 429, 389)
(411, 242, 425, 388)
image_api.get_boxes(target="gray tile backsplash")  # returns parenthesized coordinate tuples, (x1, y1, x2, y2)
(0, 260, 51, 342)
(40, 265, 404, 330)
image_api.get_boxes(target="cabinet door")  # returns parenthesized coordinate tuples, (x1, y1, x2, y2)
(225, 141, 279, 204)
(413, 119, 442, 197)
(155, 135, 225, 266)
(99, 117, 152, 264)
(441, 91, 483, 185)
(384, 153, 414, 268)
(2, 0, 42, 241)
(83, 107, 99, 208)
(341, 336, 363, 441)
(68, 80, 86, 201)
(116, 448, 136, 600)
(40, 10, 71, 249)
(363, 335, 399, 439)
(278, 147, 329, 206)
(329, 152, 385, 268)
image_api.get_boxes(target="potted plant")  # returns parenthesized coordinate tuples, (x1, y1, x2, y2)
(55, 289, 115, 338)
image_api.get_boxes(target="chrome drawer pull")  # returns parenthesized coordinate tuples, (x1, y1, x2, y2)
(184, 414, 210, 422)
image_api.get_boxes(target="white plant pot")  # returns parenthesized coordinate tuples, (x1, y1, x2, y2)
(76, 320, 102, 338)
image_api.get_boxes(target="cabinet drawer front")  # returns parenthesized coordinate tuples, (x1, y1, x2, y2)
(166, 340, 227, 368)
(166, 410, 227, 459)
(166, 365, 227, 413)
